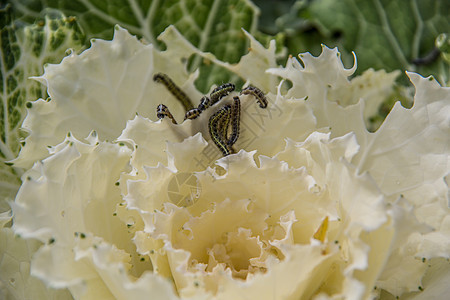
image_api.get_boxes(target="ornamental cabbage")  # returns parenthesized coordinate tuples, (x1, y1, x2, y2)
(3, 26, 450, 300)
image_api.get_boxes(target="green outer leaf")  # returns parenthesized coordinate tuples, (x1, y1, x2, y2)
(10, 0, 264, 91)
(436, 33, 450, 63)
(0, 6, 21, 211)
(0, 5, 85, 207)
(305, 0, 450, 85)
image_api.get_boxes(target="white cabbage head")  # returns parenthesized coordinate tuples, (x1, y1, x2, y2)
(4, 26, 450, 300)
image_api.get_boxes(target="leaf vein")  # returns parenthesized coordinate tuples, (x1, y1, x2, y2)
(373, 0, 410, 69)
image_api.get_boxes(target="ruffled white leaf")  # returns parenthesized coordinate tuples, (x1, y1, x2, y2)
(11, 136, 175, 299)
(14, 26, 202, 169)
(12, 135, 131, 243)
(30, 234, 179, 300)
(327, 68, 400, 127)
(268, 47, 357, 129)
(355, 73, 450, 196)
(401, 258, 450, 300)
(0, 228, 73, 300)
(267, 47, 371, 163)
(118, 116, 193, 172)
